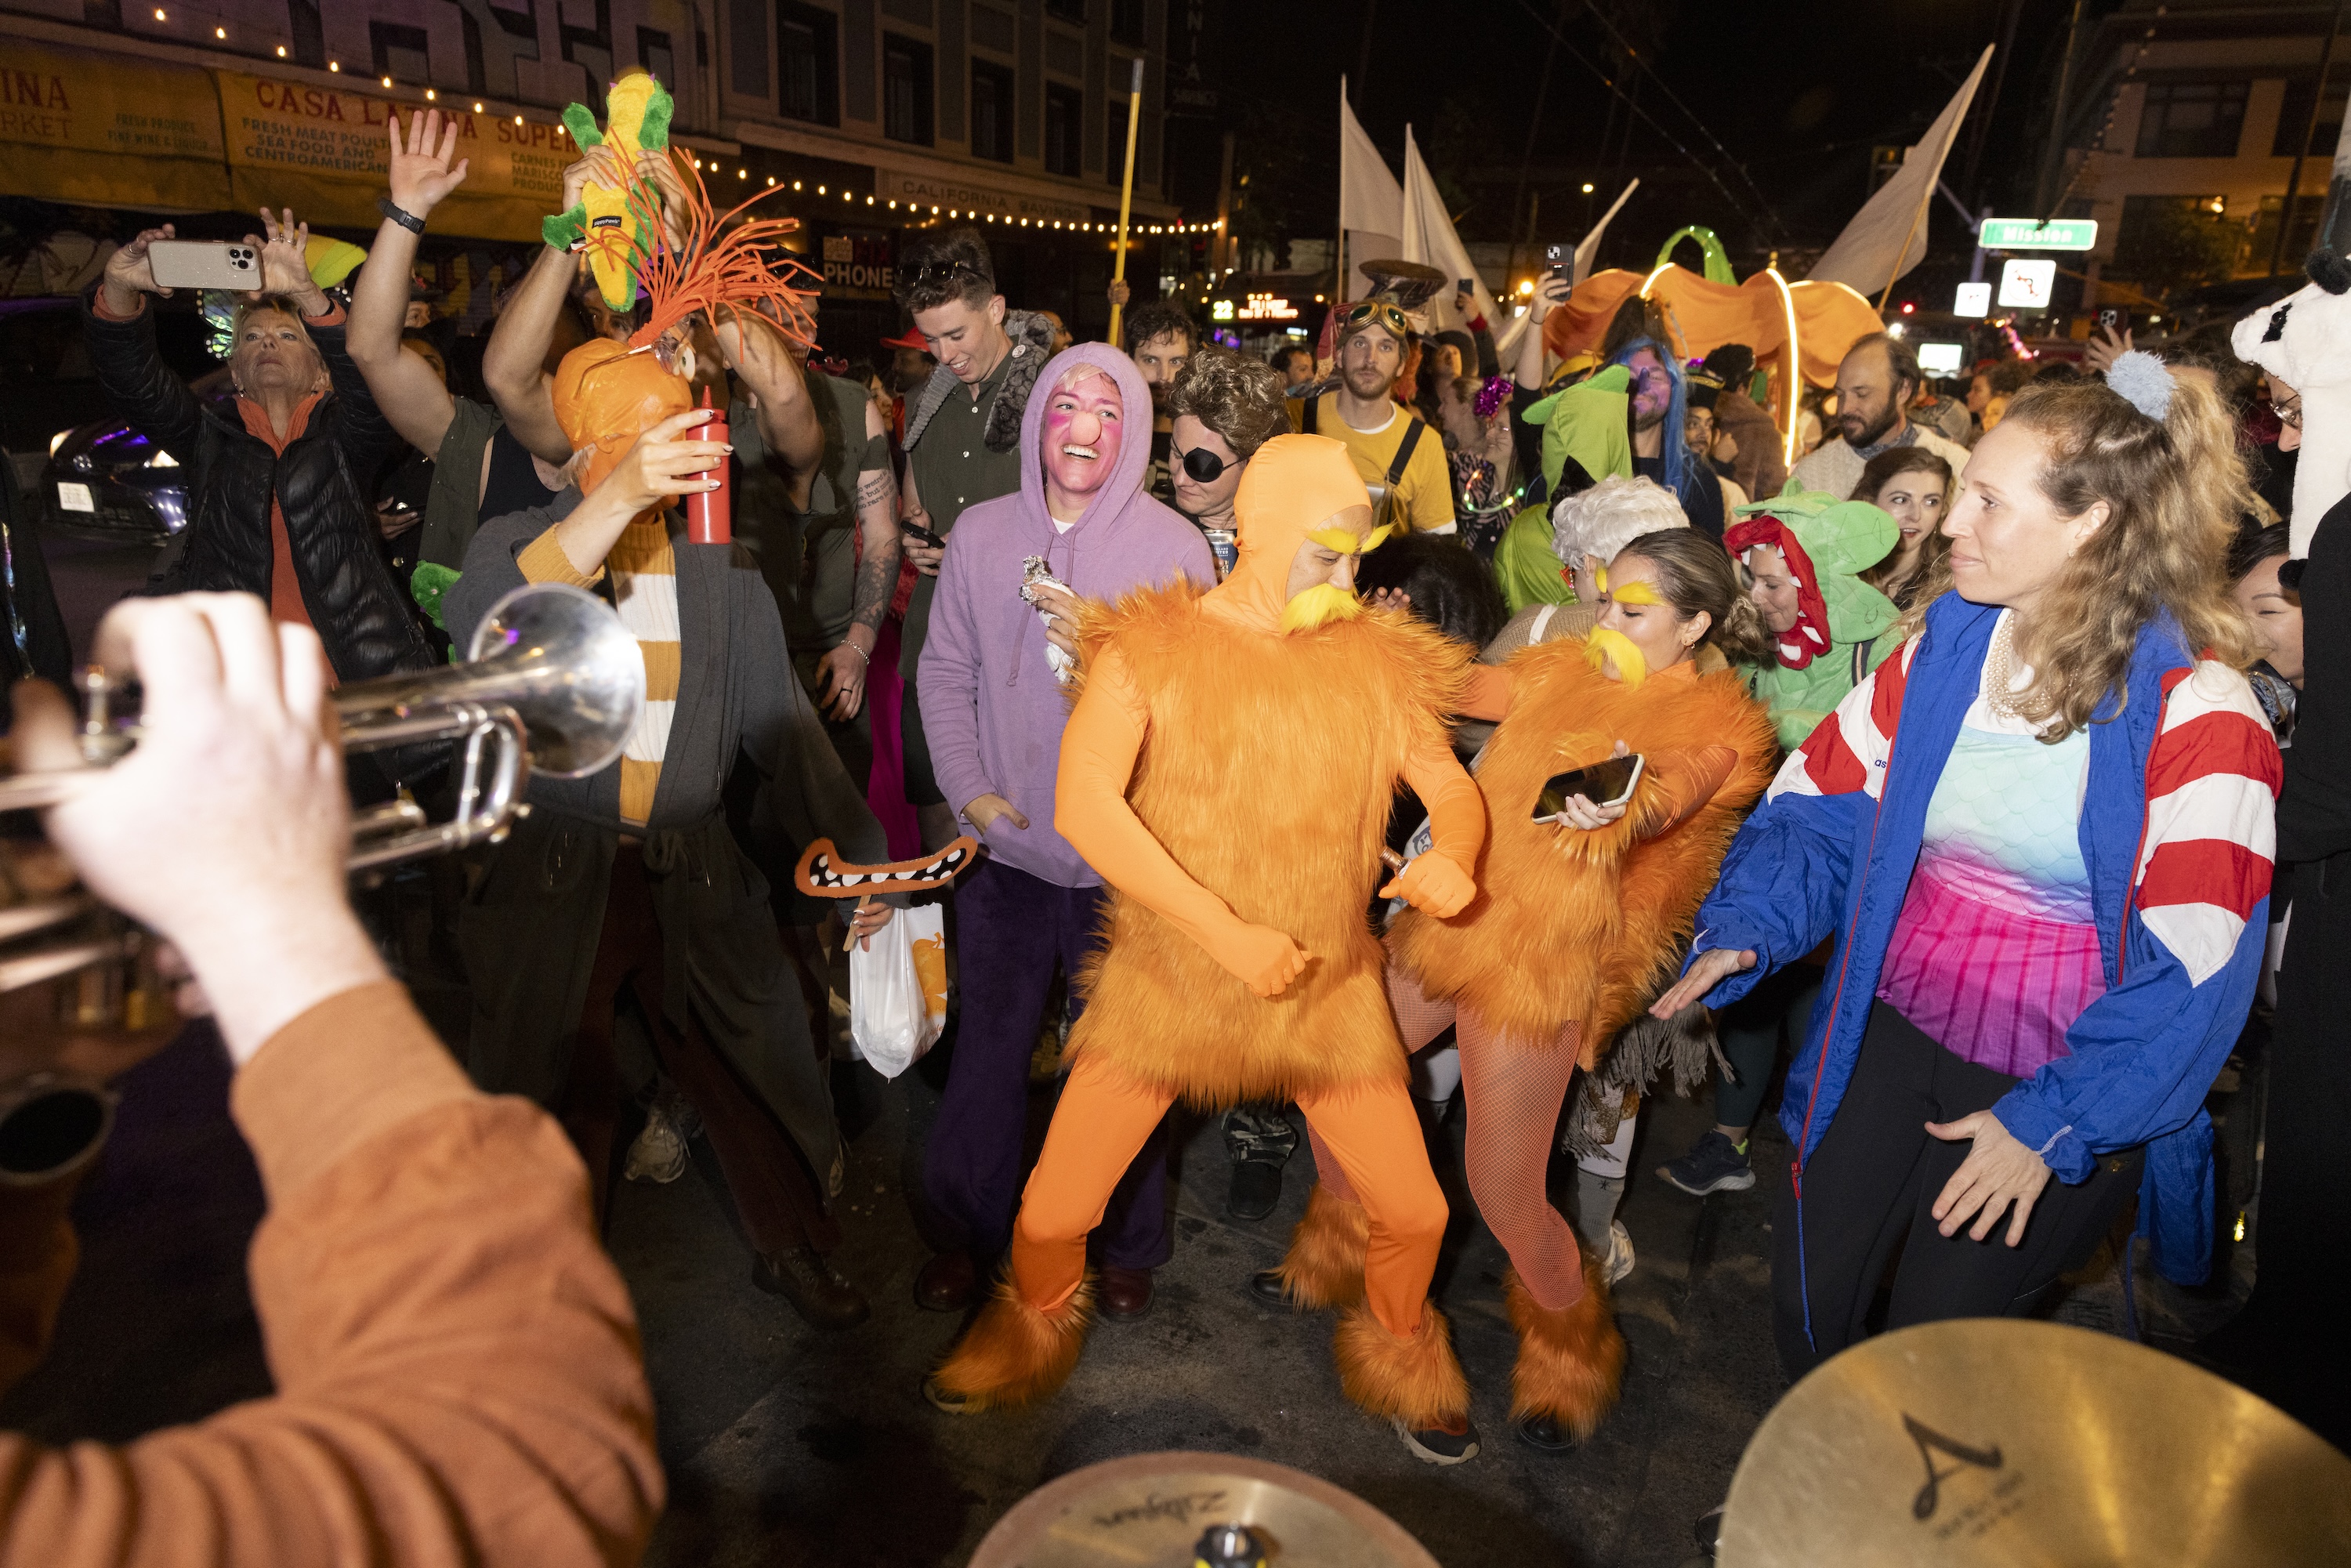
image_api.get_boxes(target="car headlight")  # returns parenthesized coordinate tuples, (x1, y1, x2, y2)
(145, 450, 179, 468)
(47, 428, 73, 458)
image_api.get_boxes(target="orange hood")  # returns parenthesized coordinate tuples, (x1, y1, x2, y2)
(1209, 433, 1379, 632)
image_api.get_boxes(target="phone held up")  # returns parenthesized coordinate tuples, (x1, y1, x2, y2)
(1545, 243, 1571, 281)
(147, 241, 260, 292)
(1532, 754, 1645, 821)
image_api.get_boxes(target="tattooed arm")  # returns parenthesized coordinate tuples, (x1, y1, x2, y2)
(812, 400, 902, 722)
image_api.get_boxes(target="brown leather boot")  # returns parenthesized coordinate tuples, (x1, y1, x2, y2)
(1096, 1264, 1155, 1320)
(754, 1246, 870, 1330)
(915, 1250, 978, 1313)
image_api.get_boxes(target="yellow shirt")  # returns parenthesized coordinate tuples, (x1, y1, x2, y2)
(1284, 395, 1457, 534)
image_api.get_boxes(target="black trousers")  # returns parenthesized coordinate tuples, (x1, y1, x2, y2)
(1773, 1002, 2145, 1381)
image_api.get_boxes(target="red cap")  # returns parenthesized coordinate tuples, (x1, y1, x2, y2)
(882, 328, 930, 351)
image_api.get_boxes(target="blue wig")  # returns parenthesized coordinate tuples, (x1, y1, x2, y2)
(1609, 335, 1698, 510)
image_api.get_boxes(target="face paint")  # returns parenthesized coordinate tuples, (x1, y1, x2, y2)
(1280, 581, 1367, 632)
(1585, 625, 1650, 686)
(1306, 523, 1396, 556)
(1041, 371, 1125, 506)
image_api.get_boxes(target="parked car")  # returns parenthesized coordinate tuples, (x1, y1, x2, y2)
(39, 418, 187, 546)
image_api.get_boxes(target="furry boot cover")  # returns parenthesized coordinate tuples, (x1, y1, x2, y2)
(1273, 1185, 1370, 1309)
(1332, 1302, 1471, 1427)
(931, 1274, 1095, 1410)
(1505, 1254, 1625, 1437)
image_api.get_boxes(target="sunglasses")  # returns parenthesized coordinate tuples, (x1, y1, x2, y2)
(1340, 300, 1411, 342)
(1169, 442, 1238, 483)
(911, 258, 989, 291)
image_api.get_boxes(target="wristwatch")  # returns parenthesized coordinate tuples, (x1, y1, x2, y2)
(378, 196, 426, 235)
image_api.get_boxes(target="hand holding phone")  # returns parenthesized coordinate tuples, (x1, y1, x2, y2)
(1533, 750, 1644, 827)
(900, 518, 945, 549)
(1545, 243, 1571, 281)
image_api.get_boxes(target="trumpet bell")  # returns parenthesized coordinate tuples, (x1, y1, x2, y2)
(463, 581, 645, 779)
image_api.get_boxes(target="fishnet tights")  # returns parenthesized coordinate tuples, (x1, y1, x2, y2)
(1307, 966, 1590, 1311)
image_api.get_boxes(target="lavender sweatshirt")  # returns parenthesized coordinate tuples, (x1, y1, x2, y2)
(915, 342, 1215, 887)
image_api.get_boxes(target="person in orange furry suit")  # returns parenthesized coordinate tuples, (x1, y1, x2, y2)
(1286, 528, 1777, 1453)
(923, 434, 1497, 1464)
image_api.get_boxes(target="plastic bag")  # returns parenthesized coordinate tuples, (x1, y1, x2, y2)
(849, 904, 947, 1077)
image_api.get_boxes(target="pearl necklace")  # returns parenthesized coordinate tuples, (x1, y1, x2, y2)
(1983, 613, 2028, 723)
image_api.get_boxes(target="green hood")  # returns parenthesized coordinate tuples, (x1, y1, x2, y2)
(1730, 488, 1900, 644)
(1528, 364, 1633, 498)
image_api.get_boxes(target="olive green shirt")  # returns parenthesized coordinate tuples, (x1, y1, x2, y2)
(736, 372, 888, 653)
(900, 349, 1023, 675)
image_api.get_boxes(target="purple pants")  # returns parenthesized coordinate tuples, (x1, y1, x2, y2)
(923, 854, 1174, 1270)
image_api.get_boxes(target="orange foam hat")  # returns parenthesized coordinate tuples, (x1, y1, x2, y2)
(1217, 433, 1377, 629)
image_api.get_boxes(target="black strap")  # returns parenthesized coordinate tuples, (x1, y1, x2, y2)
(1387, 416, 1426, 487)
(1301, 394, 1319, 435)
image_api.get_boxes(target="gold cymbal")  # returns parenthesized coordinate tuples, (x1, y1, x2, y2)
(967, 1450, 1440, 1568)
(1719, 1319, 2351, 1566)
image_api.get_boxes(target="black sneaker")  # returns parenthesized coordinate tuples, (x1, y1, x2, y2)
(1516, 1412, 1574, 1451)
(1227, 1157, 1284, 1220)
(1657, 1131, 1755, 1196)
(753, 1246, 871, 1330)
(1247, 1269, 1291, 1308)
(1393, 1413, 1480, 1465)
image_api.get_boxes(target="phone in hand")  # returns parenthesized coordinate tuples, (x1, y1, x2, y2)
(1545, 243, 1571, 281)
(900, 519, 945, 549)
(2096, 307, 2123, 331)
(1533, 754, 1645, 820)
(1458, 277, 1474, 295)
(147, 241, 261, 292)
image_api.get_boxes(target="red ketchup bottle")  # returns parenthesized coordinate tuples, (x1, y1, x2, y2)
(686, 386, 731, 545)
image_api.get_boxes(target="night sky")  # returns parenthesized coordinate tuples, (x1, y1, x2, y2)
(1171, 0, 2083, 282)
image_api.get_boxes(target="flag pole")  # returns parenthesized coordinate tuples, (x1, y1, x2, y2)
(1109, 56, 1144, 348)
(1877, 176, 1938, 313)
(1335, 74, 1349, 319)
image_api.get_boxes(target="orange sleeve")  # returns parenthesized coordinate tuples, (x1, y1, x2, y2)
(1459, 663, 1514, 722)
(1638, 745, 1741, 835)
(516, 529, 604, 588)
(1055, 646, 1241, 951)
(0, 982, 661, 1568)
(1402, 737, 1485, 875)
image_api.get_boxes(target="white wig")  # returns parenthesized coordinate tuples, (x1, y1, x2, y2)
(1549, 473, 1688, 569)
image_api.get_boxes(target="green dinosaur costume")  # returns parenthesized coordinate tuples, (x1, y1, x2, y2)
(543, 68, 676, 310)
(1492, 365, 1636, 614)
(1721, 490, 1902, 748)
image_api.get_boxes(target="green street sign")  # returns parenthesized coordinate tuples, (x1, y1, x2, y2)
(1977, 218, 2099, 251)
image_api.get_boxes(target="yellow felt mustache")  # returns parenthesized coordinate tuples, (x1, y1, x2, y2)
(1281, 581, 1366, 633)
(1584, 625, 1649, 686)
(1307, 523, 1396, 556)
(1593, 564, 1665, 607)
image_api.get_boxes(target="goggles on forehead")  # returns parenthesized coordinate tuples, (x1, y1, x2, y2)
(1340, 300, 1411, 343)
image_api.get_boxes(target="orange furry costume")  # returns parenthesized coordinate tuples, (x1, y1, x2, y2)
(930, 436, 1489, 1429)
(1301, 638, 1775, 1436)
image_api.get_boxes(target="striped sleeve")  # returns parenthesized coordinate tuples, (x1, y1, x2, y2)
(2132, 661, 2282, 987)
(1766, 633, 1918, 803)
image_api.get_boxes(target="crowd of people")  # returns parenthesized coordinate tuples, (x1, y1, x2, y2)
(0, 92, 2335, 1559)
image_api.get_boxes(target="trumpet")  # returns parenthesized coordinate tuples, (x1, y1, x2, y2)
(0, 582, 646, 998)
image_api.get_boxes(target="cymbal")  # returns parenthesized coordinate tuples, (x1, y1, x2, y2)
(1719, 1319, 2351, 1566)
(967, 1450, 1440, 1568)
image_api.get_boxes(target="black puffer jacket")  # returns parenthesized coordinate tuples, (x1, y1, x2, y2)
(80, 289, 437, 684)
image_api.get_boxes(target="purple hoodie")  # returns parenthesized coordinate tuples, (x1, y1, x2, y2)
(915, 343, 1215, 887)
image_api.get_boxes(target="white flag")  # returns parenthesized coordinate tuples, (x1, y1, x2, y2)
(1402, 125, 1504, 344)
(1339, 78, 1402, 301)
(1574, 179, 1641, 286)
(1809, 46, 1994, 297)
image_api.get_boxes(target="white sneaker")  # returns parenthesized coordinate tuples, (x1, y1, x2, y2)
(624, 1106, 689, 1183)
(1603, 1220, 1635, 1287)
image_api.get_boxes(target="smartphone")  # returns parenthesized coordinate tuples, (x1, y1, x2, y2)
(900, 519, 945, 549)
(2097, 307, 2123, 331)
(1545, 243, 1571, 281)
(1458, 276, 1474, 295)
(147, 241, 260, 292)
(1532, 755, 1645, 820)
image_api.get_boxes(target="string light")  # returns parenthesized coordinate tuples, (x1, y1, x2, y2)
(153, 6, 165, 17)
(328, 61, 340, 72)
(214, 25, 225, 38)
(473, 102, 485, 112)
(276, 45, 285, 56)
(766, 176, 776, 186)
(425, 89, 436, 100)
(513, 114, 523, 125)
(794, 181, 803, 190)
(381, 75, 393, 88)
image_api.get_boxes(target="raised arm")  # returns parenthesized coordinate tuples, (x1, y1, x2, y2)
(484, 147, 618, 465)
(84, 226, 204, 462)
(712, 308, 824, 499)
(1515, 273, 1568, 390)
(1056, 646, 1310, 998)
(347, 110, 471, 454)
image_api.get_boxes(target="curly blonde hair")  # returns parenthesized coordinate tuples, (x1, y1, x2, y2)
(1896, 373, 2257, 739)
